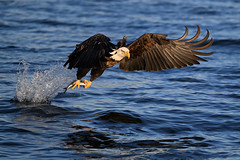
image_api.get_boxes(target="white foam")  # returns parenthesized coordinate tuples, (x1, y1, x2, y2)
(14, 62, 76, 103)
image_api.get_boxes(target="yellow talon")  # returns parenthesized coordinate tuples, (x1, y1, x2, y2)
(72, 80, 81, 89)
(84, 80, 92, 89)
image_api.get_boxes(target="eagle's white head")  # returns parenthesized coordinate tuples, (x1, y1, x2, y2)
(110, 47, 130, 61)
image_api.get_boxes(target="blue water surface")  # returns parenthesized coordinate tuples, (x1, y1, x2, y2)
(0, 0, 240, 159)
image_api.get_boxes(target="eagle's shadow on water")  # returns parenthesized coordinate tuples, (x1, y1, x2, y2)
(65, 127, 209, 149)
(64, 125, 210, 159)
(64, 111, 211, 159)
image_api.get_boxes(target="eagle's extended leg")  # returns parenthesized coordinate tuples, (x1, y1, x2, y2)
(83, 79, 92, 89)
(71, 68, 91, 89)
(71, 80, 81, 89)
(83, 67, 106, 89)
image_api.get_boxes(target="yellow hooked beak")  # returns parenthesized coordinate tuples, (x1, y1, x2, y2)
(124, 51, 130, 59)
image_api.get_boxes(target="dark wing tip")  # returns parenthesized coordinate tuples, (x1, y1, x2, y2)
(116, 36, 127, 49)
(185, 25, 201, 42)
(176, 26, 189, 41)
(175, 25, 214, 52)
(190, 37, 214, 50)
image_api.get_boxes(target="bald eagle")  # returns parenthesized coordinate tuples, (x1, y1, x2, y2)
(63, 25, 213, 91)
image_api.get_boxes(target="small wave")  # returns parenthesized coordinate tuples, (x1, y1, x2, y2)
(0, 45, 19, 49)
(97, 111, 142, 124)
(168, 77, 205, 83)
(14, 62, 75, 104)
(213, 39, 240, 46)
(21, 19, 77, 27)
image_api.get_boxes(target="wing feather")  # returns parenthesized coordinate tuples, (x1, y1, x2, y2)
(184, 25, 201, 42)
(189, 29, 209, 46)
(144, 53, 152, 71)
(155, 45, 169, 69)
(151, 48, 163, 70)
(148, 51, 159, 71)
(160, 48, 173, 69)
(133, 57, 145, 70)
(163, 48, 176, 69)
(177, 26, 188, 41)
(162, 46, 182, 69)
(163, 47, 179, 69)
(135, 57, 145, 70)
(172, 46, 200, 64)
(169, 47, 192, 66)
(119, 26, 213, 71)
(190, 38, 214, 50)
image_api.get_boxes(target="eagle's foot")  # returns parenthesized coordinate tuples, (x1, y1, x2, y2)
(84, 80, 92, 89)
(72, 80, 81, 89)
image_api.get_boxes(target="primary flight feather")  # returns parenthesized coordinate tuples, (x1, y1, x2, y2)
(63, 25, 213, 91)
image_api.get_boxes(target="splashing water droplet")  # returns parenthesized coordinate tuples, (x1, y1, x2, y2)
(14, 62, 76, 103)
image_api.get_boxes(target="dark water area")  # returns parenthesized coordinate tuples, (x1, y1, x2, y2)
(0, 0, 240, 159)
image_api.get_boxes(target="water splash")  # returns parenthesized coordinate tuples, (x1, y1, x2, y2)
(14, 63, 76, 103)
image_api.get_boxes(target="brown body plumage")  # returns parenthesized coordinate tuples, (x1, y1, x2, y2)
(64, 25, 213, 91)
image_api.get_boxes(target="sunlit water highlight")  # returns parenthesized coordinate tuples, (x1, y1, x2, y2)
(14, 63, 75, 103)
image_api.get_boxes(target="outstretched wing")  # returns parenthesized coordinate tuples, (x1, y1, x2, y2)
(64, 34, 115, 69)
(119, 26, 213, 72)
